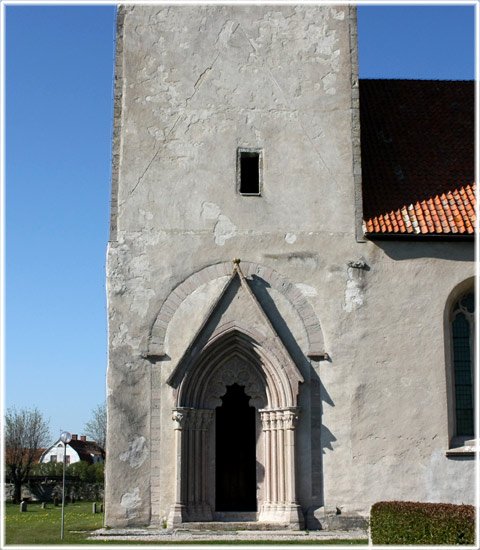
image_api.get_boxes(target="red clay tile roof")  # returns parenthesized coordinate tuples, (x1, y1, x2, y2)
(68, 439, 104, 462)
(5, 448, 46, 464)
(360, 79, 475, 236)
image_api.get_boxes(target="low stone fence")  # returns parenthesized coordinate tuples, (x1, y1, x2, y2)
(4, 481, 104, 502)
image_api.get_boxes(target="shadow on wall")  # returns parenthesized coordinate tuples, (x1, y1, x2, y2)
(371, 239, 474, 262)
(249, 275, 337, 516)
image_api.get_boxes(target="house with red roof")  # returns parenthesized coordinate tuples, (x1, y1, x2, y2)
(40, 434, 104, 465)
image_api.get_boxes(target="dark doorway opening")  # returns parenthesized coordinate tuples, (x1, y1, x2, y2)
(215, 384, 257, 511)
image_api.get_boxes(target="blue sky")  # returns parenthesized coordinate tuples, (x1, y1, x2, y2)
(3, 3, 477, 443)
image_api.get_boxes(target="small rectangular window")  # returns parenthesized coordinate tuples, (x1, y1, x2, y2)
(237, 149, 262, 195)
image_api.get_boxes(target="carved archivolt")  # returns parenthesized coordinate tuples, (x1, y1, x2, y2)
(175, 325, 302, 410)
(166, 264, 306, 528)
(147, 260, 326, 359)
(203, 355, 267, 409)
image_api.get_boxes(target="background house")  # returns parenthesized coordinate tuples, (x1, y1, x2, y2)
(40, 434, 104, 465)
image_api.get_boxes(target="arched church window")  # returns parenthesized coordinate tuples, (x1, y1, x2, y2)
(451, 292, 474, 436)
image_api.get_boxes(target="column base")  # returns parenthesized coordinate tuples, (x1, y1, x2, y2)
(258, 502, 277, 522)
(283, 503, 305, 529)
(259, 502, 304, 529)
(167, 504, 187, 528)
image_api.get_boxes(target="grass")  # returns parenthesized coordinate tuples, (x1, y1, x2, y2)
(4, 501, 104, 545)
(4, 501, 368, 545)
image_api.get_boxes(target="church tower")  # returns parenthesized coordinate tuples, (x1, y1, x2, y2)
(106, 4, 363, 528)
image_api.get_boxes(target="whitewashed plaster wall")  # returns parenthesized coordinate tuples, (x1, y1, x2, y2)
(105, 4, 475, 528)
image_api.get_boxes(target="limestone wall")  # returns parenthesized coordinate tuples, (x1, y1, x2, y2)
(106, 4, 475, 528)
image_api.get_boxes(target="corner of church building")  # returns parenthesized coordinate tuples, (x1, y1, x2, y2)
(105, 5, 476, 529)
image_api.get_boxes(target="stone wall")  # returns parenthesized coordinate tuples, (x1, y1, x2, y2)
(4, 482, 104, 502)
(105, 4, 475, 529)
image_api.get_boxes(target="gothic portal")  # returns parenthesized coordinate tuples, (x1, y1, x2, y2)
(164, 263, 306, 527)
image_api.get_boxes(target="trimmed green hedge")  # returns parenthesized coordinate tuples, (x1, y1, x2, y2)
(370, 501, 475, 545)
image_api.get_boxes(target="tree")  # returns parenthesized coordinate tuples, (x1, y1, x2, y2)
(5, 407, 51, 503)
(67, 460, 104, 484)
(30, 461, 64, 477)
(84, 402, 106, 452)
(67, 460, 94, 482)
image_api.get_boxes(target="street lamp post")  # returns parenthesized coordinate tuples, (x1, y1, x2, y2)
(60, 431, 72, 540)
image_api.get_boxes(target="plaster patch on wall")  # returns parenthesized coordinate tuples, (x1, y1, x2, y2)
(119, 436, 149, 469)
(112, 316, 142, 349)
(285, 233, 297, 244)
(214, 215, 237, 245)
(344, 279, 364, 312)
(201, 201, 221, 220)
(129, 254, 152, 279)
(126, 255, 156, 316)
(329, 7, 345, 20)
(139, 208, 154, 221)
(112, 323, 129, 347)
(322, 73, 337, 95)
(147, 125, 165, 141)
(130, 285, 156, 317)
(314, 31, 339, 58)
(106, 245, 127, 297)
(120, 487, 141, 519)
(295, 283, 317, 297)
(344, 266, 365, 312)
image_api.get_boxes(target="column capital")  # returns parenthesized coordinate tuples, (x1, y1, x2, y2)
(172, 407, 191, 429)
(274, 410, 285, 430)
(172, 407, 214, 430)
(283, 407, 300, 430)
(259, 409, 274, 430)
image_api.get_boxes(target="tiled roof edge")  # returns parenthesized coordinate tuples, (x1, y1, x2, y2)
(364, 183, 476, 238)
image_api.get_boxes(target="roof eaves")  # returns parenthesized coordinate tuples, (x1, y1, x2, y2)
(364, 232, 475, 241)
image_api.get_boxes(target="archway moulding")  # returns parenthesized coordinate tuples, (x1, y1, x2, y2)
(166, 261, 306, 529)
(167, 261, 304, 409)
(145, 260, 327, 361)
(171, 324, 302, 410)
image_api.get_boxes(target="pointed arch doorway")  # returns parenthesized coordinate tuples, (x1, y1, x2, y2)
(166, 263, 307, 528)
(167, 329, 305, 528)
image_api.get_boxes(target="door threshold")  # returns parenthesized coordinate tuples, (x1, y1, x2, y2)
(213, 511, 258, 522)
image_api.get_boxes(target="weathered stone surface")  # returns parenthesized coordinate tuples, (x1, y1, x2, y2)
(105, 4, 475, 530)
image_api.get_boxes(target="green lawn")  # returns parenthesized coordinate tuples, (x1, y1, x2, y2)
(4, 501, 368, 545)
(4, 501, 104, 545)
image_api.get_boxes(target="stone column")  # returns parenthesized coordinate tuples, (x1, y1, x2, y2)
(187, 414, 195, 513)
(168, 407, 213, 523)
(167, 408, 189, 527)
(190, 409, 213, 521)
(276, 411, 286, 510)
(259, 410, 274, 520)
(282, 408, 304, 528)
(258, 407, 303, 528)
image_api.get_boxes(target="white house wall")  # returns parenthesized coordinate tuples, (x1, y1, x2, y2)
(41, 444, 81, 465)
